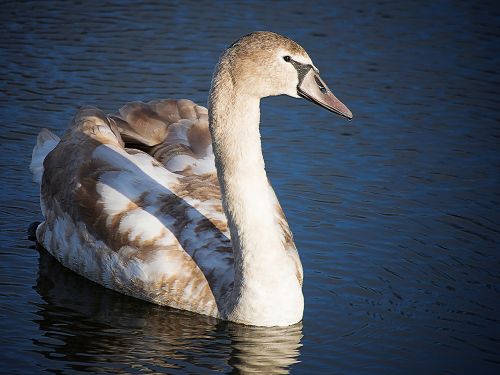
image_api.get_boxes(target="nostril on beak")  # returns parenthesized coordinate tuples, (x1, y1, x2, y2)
(314, 75, 327, 94)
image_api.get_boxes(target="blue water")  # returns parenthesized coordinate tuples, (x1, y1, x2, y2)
(1, 1, 499, 374)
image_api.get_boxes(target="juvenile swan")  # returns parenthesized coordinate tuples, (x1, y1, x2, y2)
(30, 31, 352, 326)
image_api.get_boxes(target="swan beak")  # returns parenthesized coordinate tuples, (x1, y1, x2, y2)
(297, 69, 353, 120)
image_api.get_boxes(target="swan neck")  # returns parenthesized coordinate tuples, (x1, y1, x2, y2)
(208, 70, 303, 326)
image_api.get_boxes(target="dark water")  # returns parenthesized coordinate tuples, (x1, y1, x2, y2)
(1, 1, 499, 374)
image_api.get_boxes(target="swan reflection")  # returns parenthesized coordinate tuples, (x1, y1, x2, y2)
(33, 245, 303, 374)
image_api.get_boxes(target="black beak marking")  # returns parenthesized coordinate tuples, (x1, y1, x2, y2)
(289, 59, 313, 85)
(289, 58, 326, 94)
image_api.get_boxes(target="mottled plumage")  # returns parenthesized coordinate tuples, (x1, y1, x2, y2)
(31, 31, 351, 326)
(32, 99, 299, 319)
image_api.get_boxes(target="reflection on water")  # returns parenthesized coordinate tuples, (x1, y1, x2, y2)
(34, 245, 302, 374)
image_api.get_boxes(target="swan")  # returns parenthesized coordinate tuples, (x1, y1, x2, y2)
(30, 31, 352, 327)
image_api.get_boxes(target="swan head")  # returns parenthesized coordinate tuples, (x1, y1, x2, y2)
(216, 31, 352, 119)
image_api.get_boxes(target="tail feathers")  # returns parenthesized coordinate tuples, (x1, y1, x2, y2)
(30, 129, 60, 184)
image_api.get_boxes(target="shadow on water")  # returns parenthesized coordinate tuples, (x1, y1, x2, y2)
(33, 244, 303, 374)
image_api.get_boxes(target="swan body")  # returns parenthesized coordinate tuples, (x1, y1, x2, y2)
(31, 31, 352, 326)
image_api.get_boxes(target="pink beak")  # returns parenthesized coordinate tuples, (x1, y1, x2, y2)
(297, 68, 353, 120)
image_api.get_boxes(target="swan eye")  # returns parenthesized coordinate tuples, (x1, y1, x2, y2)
(283, 55, 291, 62)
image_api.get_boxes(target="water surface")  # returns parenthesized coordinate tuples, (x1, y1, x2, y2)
(1, 1, 499, 374)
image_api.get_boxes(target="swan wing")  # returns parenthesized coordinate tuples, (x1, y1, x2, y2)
(36, 106, 233, 317)
(110, 99, 215, 176)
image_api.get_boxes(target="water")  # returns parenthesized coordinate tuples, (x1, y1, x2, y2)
(1, 1, 499, 373)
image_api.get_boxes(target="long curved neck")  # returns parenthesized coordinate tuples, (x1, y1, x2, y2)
(208, 67, 303, 326)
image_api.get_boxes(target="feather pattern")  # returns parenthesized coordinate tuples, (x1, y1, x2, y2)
(34, 100, 300, 319)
